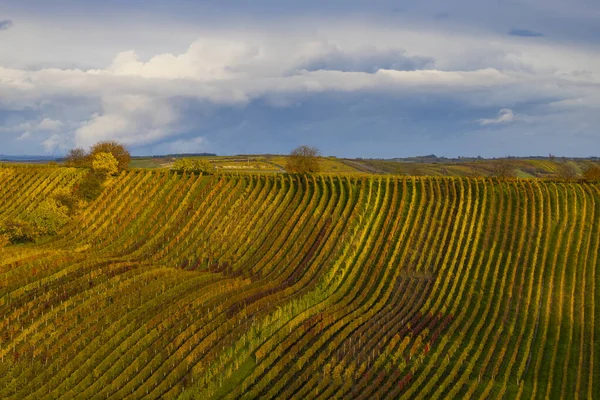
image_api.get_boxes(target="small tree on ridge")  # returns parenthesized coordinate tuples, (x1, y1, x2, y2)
(285, 145, 321, 173)
(92, 152, 119, 177)
(65, 147, 89, 168)
(89, 141, 131, 172)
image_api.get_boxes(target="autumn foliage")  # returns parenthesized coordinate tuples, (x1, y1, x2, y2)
(0, 168, 598, 399)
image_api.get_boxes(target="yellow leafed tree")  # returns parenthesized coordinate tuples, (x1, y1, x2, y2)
(92, 152, 119, 176)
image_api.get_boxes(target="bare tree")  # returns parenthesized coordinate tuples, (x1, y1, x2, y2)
(556, 159, 578, 181)
(490, 158, 516, 179)
(64, 148, 89, 168)
(285, 145, 321, 173)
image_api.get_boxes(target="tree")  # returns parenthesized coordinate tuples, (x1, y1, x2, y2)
(64, 147, 89, 168)
(490, 158, 516, 179)
(193, 159, 215, 175)
(89, 141, 131, 172)
(172, 158, 195, 174)
(92, 152, 119, 176)
(28, 198, 70, 235)
(285, 145, 321, 173)
(171, 158, 215, 175)
(583, 163, 600, 181)
(556, 159, 578, 181)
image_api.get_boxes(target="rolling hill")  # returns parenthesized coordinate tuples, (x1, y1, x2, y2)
(0, 166, 598, 399)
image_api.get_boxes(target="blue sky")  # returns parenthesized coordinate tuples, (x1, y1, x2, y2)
(0, 1, 599, 157)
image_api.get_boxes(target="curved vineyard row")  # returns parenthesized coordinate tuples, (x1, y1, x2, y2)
(0, 168, 598, 399)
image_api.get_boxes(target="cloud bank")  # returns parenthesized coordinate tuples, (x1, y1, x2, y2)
(0, 16, 599, 157)
(479, 109, 515, 125)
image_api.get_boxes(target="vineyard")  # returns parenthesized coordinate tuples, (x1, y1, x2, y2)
(1, 167, 599, 399)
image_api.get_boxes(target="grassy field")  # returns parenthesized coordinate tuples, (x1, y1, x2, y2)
(124, 155, 599, 179)
(352, 158, 595, 178)
(0, 166, 599, 399)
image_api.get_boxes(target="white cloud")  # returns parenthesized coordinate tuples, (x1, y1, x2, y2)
(37, 118, 64, 131)
(0, 19, 599, 153)
(17, 132, 31, 140)
(74, 95, 179, 148)
(42, 133, 69, 153)
(105, 39, 260, 81)
(479, 108, 515, 125)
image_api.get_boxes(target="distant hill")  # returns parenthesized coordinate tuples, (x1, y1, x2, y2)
(0, 155, 59, 161)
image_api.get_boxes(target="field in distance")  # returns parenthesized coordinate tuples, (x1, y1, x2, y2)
(126, 154, 599, 180)
(0, 165, 599, 399)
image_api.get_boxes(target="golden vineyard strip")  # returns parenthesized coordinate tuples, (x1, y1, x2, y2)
(0, 168, 598, 399)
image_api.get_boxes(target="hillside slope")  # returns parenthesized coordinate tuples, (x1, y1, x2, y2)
(1, 168, 599, 399)
(0, 166, 85, 220)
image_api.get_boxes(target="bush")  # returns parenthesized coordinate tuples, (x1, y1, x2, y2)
(65, 147, 89, 168)
(52, 189, 81, 216)
(76, 172, 106, 201)
(0, 234, 10, 248)
(28, 198, 71, 235)
(0, 218, 39, 244)
(583, 164, 600, 181)
(172, 158, 215, 175)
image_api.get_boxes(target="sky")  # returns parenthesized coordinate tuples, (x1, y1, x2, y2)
(0, 1, 599, 158)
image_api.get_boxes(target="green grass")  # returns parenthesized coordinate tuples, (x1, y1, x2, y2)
(129, 158, 163, 168)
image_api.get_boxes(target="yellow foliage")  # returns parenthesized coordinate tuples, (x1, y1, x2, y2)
(92, 152, 119, 176)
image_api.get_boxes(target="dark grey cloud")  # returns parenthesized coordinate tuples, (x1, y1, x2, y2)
(0, 20, 13, 30)
(434, 12, 450, 20)
(509, 29, 544, 37)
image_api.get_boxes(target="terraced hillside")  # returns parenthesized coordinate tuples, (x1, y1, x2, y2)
(1, 168, 599, 399)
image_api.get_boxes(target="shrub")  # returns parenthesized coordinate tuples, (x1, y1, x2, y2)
(172, 158, 195, 173)
(0, 218, 39, 244)
(65, 147, 89, 168)
(0, 234, 10, 248)
(172, 158, 215, 175)
(583, 164, 600, 181)
(76, 172, 106, 201)
(28, 198, 71, 235)
(52, 188, 81, 216)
